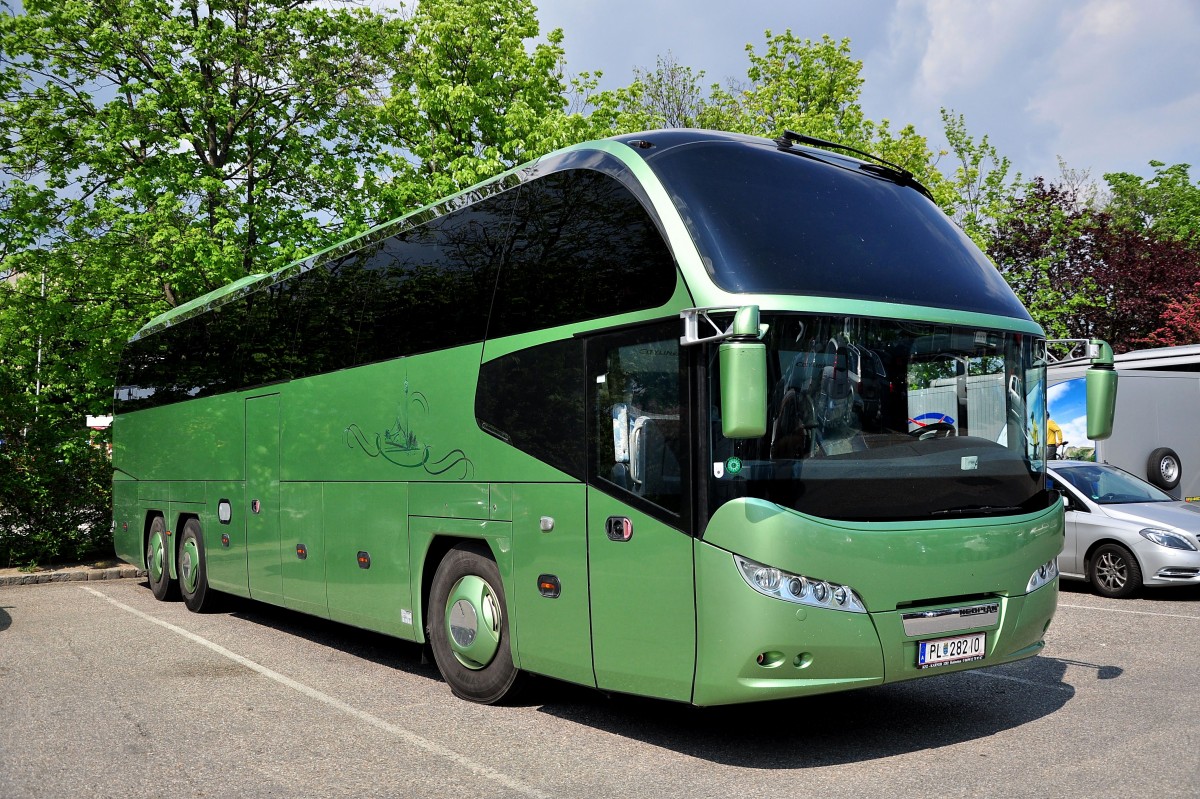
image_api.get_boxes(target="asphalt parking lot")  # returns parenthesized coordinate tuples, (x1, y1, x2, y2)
(1, 577, 1196, 799)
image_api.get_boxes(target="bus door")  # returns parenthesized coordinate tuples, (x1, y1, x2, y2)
(586, 323, 696, 702)
(245, 394, 283, 603)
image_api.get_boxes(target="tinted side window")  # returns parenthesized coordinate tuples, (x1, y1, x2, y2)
(488, 169, 676, 339)
(475, 338, 586, 480)
(116, 188, 518, 412)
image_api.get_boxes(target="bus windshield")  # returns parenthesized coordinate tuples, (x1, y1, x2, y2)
(708, 314, 1049, 522)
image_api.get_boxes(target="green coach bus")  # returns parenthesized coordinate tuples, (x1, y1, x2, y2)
(111, 129, 1116, 706)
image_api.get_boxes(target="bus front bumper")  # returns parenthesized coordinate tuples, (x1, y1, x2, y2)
(691, 542, 1058, 706)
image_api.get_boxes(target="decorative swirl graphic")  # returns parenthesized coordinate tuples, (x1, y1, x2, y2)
(344, 377, 474, 480)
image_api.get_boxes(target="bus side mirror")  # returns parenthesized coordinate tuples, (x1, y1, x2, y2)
(1085, 338, 1116, 441)
(681, 304, 768, 438)
(1085, 366, 1117, 441)
(719, 307, 767, 437)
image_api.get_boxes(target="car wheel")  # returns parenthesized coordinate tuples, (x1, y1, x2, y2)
(1088, 542, 1142, 599)
(1146, 447, 1181, 491)
(427, 542, 524, 704)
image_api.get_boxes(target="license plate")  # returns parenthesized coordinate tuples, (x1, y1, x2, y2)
(917, 632, 986, 669)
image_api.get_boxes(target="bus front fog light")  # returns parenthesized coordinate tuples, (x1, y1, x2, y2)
(833, 585, 848, 605)
(788, 576, 808, 597)
(812, 581, 829, 603)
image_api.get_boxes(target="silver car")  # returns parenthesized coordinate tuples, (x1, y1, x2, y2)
(1049, 460, 1200, 598)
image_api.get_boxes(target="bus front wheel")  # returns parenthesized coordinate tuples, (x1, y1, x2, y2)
(427, 542, 524, 704)
(146, 516, 175, 601)
(178, 518, 212, 612)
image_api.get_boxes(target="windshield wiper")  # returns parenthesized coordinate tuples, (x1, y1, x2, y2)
(774, 130, 933, 199)
(931, 505, 1024, 517)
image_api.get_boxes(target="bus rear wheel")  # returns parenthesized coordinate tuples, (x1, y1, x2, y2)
(146, 516, 175, 601)
(178, 518, 212, 612)
(428, 542, 524, 704)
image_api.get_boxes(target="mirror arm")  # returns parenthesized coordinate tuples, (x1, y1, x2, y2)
(680, 306, 768, 346)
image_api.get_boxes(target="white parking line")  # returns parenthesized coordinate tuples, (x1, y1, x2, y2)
(1059, 603, 1199, 621)
(82, 586, 549, 799)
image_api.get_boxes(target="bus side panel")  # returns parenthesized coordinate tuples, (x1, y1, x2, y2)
(112, 476, 141, 567)
(204, 481, 249, 598)
(112, 395, 244, 482)
(325, 482, 412, 639)
(281, 482, 329, 618)
(281, 348, 498, 484)
(509, 482, 594, 688)
(586, 489, 695, 702)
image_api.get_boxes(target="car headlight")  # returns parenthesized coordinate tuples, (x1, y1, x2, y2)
(1027, 558, 1059, 592)
(1139, 528, 1198, 551)
(734, 555, 866, 613)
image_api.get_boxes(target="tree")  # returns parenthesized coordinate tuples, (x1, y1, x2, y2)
(939, 109, 1022, 248)
(989, 179, 1100, 339)
(0, 0, 401, 557)
(1139, 286, 1200, 347)
(376, 0, 592, 214)
(1105, 161, 1200, 245)
(990, 178, 1200, 350)
(580, 33, 946, 197)
(1082, 217, 1200, 350)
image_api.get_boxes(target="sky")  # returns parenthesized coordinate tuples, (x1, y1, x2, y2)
(531, 0, 1200, 185)
(1049, 378, 1091, 451)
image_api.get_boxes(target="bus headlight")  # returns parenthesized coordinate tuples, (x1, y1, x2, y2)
(1026, 559, 1059, 592)
(735, 555, 866, 613)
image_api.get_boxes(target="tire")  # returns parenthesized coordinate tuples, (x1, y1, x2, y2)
(146, 516, 176, 601)
(1088, 542, 1142, 599)
(177, 518, 213, 612)
(427, 542, 524, 704)
(1146, 447, 1181, 491)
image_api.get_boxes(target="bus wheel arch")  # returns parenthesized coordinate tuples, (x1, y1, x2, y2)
(145, 513, 176, 601)
(425, 540, 524, 704)
(1146, 447, 1181, 490)
(176, 515, 213, 612)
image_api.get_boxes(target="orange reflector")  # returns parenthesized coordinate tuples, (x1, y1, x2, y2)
(537, 573, 561, 598)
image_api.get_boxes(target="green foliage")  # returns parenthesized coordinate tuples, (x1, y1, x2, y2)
(939, 109, 1022, 248)
(0, 371, 112, 566)
(376, 0, 595, 214)
(1104, 162, 1200, 245)
(0, 0, 401, 555)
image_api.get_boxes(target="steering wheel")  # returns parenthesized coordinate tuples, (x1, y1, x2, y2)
(909, 422, 957, 440)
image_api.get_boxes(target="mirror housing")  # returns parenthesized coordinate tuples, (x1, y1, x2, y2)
(1084, 338, 1116, 441)
(719, 307, 767, 438)
(1085, 366, 1117, 441)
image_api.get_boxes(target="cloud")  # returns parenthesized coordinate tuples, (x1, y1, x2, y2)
(1026, 0, 1200, 174)
(1058, 413, 1093, 449)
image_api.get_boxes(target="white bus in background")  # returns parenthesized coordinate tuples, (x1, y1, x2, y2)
(1049, 344, 1200, 502)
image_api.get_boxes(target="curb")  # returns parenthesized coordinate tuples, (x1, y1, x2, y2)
(0, 566, 147, 588)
